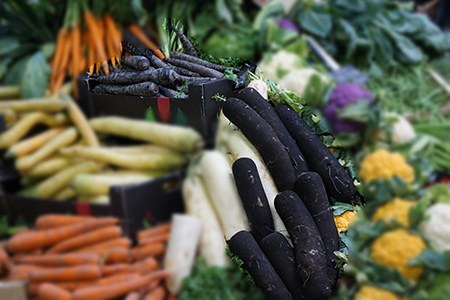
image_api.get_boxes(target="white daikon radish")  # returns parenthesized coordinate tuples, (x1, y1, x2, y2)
(183, 175, 229, 267)
(197, 150, 250, 239)
(216, 121, 288, 238)
(164, 214, 202, 294)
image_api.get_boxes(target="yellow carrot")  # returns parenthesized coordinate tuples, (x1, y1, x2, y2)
(5, 128, 64, 158)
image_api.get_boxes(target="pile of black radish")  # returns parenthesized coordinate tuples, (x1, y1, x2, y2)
(222, 88, 358, 300)
(89, 28, 238, 98)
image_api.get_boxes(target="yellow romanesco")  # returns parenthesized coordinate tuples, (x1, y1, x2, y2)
(372, 198, 416, 227)
(359, 149, 414, 184)
(354, 285, 401, 300)
(371, 229, 426, 280)
(334, 210, 358, 233)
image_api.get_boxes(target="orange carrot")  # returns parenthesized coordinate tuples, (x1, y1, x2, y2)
(7, 264, 41, 280)
(131, 243, 165, 261)
(96, 273, 140, 286)
(8, 217, 118, 253)
(29, 264, 101, 282)
(71, 23, 81, 98)
(75, 237, 131, 253)
(100, 264, 132, 276)
(101, 247, 131, 264)
(125, 292, 142, 300)
(53, 27, 73, 93)
(143, 285, 166, 300)
(0, 244, 9, 267)
(36, 214, 95, 230)
(138, 232, 170, 246)
(104, 14, 122, 55)
(84, 11, 109, 74)
(127, 24, 164, 59)
(167, 295, 178, 300)
(137, 224, 171, 242)
(47, 226, 122, 254)
(14, 253, 100, 267)
(50, 28, 68, 92)
(37, 283, 72, 300)
(133, 257, 159, 275)
(72, 270, 170, 300)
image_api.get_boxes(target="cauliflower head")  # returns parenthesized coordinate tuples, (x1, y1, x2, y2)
(278, 68, 326, 96)
(354, 285, 401, 300)
(334, 210, 358, 233)
(359, 149, 415, 184)
(371, 229, 426, 280)
(419, 203, 450, 253)
(372, 198, 416, 227)
(391, 115, 416, 145)
(323, 83, 373, 133)
(257, 50, 301, 80)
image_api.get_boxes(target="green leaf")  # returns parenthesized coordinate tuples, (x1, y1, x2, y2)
(216, 0, 233, 24)
(20, 51, 50, 98)
(333, 202, 358, 216)
(337, 100, 373, 123)
(337, 19, 359, 58)
(298, 11, 332, 38)
(253, 1, 284, 30)
(0, 56, 13, 81)
(3, 56, 29, 85)
(410, 250, 450, 272)
(0, 37, 20, 56)
(427, 274, 450, 300)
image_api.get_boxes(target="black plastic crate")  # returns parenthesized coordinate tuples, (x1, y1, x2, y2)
(78, 74, 241, 146)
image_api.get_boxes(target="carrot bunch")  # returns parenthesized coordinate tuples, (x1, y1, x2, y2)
(50, 0, 123, 96)
(0, 214, 175, 300)
(49, 1, 165, 98)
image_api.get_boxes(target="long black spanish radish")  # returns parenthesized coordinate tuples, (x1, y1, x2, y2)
(92, 81, 159, 97)
(294, 172, 339, 288)
(237, 88, 308, 178)
(227, 230, 293, 300)
(158, 86, 187, 99)
(222, 97, 296, 191)
(93, 68, 181, 87)
(122, 42, 168, 69)
(170, 51, 228, 72)
(179, 76, 215, 84)
(260, 232, 304, 300)
(120, 55, 150, 70)
(275, 191, 331, 300)
(232, 157, 275, 244)
(171, 27, 198, 57)
(165, 57, 223, 78)
(275, 104, 357, 204)
(171, 66, 200, 77)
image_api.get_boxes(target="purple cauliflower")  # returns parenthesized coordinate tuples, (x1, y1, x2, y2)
(323, 83, 373, 133)
(278, 19, 298, 32)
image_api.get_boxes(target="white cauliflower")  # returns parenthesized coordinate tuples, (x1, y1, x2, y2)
(419, 203, 450, 253)
(257, 50, 301, 80)
(391, 115, 416, 145)
(278, 68, 326, 96)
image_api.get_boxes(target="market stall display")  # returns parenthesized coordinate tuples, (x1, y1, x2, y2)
(0, 0, 449, 299)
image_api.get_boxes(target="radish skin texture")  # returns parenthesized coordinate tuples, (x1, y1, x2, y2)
(197, 150, 250, 239)
(275, 104, 357, 203)
(232, 158, 275, 244)
(260, 232, 304, 300)
(182, 175, 229, 267)
(90, 116, 204, 153)
(237, 88, 309, 178)
(164, 214, 202, 294)
(223, 97, 296, 191)
(215, 113, 287, 238)
(275, 191, 331, 300)
(228, 231, 293, 300)
(294, 172, 339, 287)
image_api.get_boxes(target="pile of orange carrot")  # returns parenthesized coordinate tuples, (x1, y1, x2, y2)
(0, 214, 175, 300)
(50, 3, 165, 97)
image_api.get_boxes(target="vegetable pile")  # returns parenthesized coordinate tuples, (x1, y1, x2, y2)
(89, 30, 239, 98)
(0, 214, 174, 300)
(0, 94, 204, 203)
(180, 85, 361, 300)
